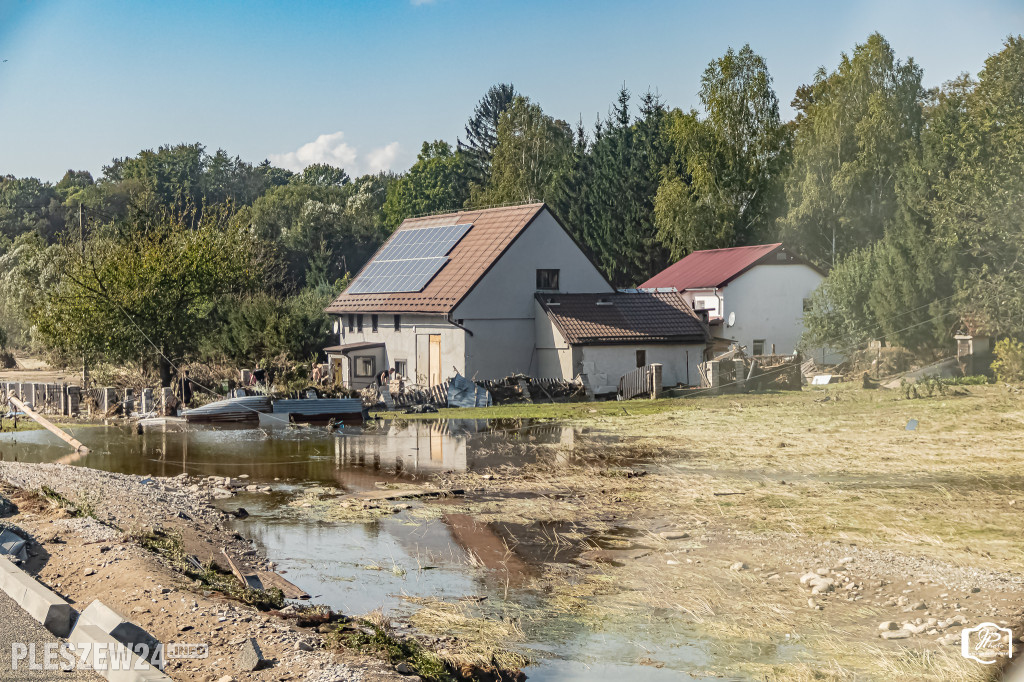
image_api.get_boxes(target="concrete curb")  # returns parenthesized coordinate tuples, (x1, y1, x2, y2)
(69, 622, 171, 682)
(78, 600, 162, 668)
(0, 555, 74, 637)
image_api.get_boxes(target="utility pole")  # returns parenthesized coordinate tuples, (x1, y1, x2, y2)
(80, 203, 89, 389)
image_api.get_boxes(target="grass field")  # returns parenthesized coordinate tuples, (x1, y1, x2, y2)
(411, 383, 1024, 680)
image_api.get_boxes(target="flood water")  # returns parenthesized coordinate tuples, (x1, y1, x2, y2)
(0, 420, 739, 680)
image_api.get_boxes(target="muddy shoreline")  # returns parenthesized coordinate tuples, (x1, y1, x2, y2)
(0, 461, 409, 681)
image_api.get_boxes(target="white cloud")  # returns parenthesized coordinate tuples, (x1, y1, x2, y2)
(269, 132, 400, 176)
(364, 141, 400, 174)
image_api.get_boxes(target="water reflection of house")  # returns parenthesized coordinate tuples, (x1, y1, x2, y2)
(323, 203, 710, 392)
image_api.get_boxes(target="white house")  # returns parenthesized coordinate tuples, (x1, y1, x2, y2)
(640, 243, 827, 359)
(534, 291, 709, 393)
(324, 203, 710, 391)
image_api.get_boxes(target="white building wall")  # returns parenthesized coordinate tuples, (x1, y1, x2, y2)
(453, 209, 613, 380)
(573, 343, 707, 393)
(331, 313, 466, 387)
(718, 263, 823, 357)
(533, 301, 573, 379)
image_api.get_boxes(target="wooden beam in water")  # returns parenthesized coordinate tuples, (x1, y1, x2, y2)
(6, 395, 88, 454)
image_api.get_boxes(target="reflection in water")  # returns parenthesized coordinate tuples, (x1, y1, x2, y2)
(0, 419, 729, 680)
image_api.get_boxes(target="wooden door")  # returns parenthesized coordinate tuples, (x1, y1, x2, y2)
(429, 334, 442, 386)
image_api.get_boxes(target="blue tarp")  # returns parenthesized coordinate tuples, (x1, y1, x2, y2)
(447, 374, 493, 409)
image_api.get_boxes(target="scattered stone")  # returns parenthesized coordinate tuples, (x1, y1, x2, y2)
(295, 640, 313, 651)
(815, 568, 829, 576)
(911, 601, 927, 610)
(879, 621, 899, 631)
(881, 629, 911, 640)
(730, 562, 747, 571)
(799, 572, 818, 585)
(395, 662, 415, 675)
(237, 637, 264, 672)
(83, 568, 96, 576)
(659, 531, 690, 541)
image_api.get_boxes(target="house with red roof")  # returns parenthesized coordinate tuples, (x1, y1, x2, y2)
(640, 243, 826, 359)
(325, 203, 710, 392)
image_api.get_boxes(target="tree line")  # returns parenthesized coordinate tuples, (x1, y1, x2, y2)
(1, 32, 1023, 383)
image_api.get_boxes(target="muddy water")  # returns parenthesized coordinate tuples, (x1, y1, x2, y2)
(0, 420, 736, 680)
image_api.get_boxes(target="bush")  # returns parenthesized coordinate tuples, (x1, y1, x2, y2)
(992, 338, 1024, 383)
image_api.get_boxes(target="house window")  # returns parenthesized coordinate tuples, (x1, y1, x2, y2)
(371, 314, 379, 333)
(536, 269, 560, 290)
(357, 314, 364, 332)
(636, 350, 646, 367)
(353, 356, 375, 377)
(394, 359, 407, 378)
(347, 314, 354, 332)
(753, 339, 765, 356)
(802, 298, 812, 312)
(394, 315, 401, 331)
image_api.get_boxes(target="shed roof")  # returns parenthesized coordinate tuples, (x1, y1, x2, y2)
(640, 243, 785, 290)
(536, 291, 708, 345)
(325, 203, 548, 314)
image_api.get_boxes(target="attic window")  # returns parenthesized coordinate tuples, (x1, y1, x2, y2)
(536, 269, 560, 291)
(776, 251, 788, 261)
(596, 298, 613, 306)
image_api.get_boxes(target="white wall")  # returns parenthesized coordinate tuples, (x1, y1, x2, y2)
(718, 263, 823, 357)
(533, 301, 574, 379)
(574, 343, 707, 393)
(453, 208, 613, 380)
(331, 313, 466, 387)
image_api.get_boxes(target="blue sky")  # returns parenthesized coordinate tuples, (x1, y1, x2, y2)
(1, 0, 1022, 182)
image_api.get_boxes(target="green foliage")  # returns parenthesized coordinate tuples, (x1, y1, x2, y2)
(292, 163, 350, 188)
(656, 45, 790, 258)
(33, 211, 268, 384)
(992, 338, 1024, 383)
(381, 141, 471, 228)
(459, 83, 518, 185)
(470, 96, 573, 206)
(574, 88, 673, 287)
(0, 175, 63, 240)
(782, 33, 925, 267)
(329, 621, 451, 682)
(202, 281, 345, 366)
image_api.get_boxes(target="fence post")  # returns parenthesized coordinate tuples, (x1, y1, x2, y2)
(649, 363, 663, 399)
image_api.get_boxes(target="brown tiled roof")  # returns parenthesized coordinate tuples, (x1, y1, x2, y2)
(325, 203, 547, 314)
(537, 291, 708, 345)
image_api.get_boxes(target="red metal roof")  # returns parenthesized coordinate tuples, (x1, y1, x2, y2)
(639, 243, 784, 291)
(536, 291, 708, 345)
(325, 203, 546, 314)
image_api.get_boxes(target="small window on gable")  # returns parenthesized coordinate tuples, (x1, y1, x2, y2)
(536, 269, 560, 291)
(753, 339, 765, 356)
(636, 350, 646, 368)
(371, 314, 379, 333)
(354, 356, 375, 377)
(357, 314, 364, 332)
(394, 315, 401, 331)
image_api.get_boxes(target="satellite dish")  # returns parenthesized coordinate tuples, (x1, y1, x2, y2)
(727, 311, 736, 327)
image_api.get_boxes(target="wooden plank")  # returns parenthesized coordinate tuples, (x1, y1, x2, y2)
(220, 548, 249, 587)
(255, 571, 310, 599)
(339, 487, 464, 502)
(7, 395, 88, 454)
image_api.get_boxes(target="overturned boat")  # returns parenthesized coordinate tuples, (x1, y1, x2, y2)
(181, 395, 272, 423)
(261, 398, 365, 426)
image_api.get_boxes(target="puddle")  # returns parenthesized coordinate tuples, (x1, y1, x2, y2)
(0, 419, 801, 679)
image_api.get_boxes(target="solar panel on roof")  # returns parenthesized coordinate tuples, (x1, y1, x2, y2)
(347, 223, 472, 295)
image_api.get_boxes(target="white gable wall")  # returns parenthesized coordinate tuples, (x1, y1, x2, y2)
(454, 209, 613, 379)
(718, 263, 823, 357)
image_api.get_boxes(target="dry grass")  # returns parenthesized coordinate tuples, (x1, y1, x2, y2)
(423, 384, 1024, 679)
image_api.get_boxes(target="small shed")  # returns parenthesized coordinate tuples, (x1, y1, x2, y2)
(534, 290, 709, 395)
